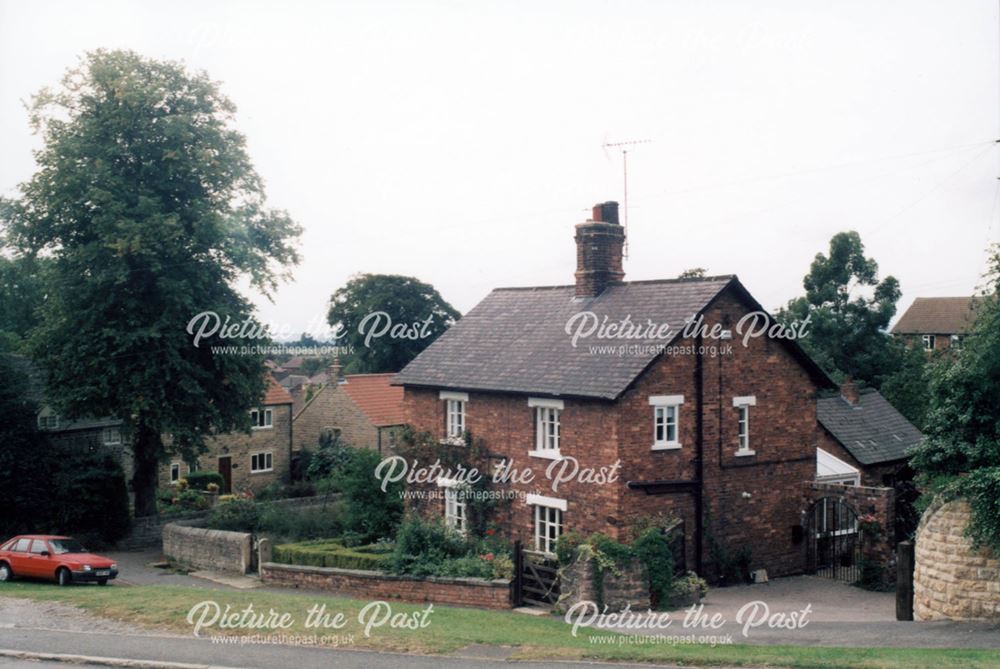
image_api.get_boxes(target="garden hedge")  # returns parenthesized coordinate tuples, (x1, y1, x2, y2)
(272, 540, 391, 571)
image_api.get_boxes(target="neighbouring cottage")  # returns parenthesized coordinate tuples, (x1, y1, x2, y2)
(160, 375, 294, 494)
(891, 296, 981, 352)
(816, 380, 922, 489)
(293, 361, 405, 454)
(395, 201, 853, 579)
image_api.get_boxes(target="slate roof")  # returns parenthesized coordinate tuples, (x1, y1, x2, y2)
(395, 275, 832, 400)
(341, 373, 405, 427)
(891, 296, 981, 335)
(816, 389, 923, 465)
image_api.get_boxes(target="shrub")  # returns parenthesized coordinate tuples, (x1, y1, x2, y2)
(633, 528, 675, 606)
(257, 503, 344, 541)
(306, 433, 353, 481)
(185, 471, 224, 491)
(332, 447, 403, 543)
(206, 499, 261, 532)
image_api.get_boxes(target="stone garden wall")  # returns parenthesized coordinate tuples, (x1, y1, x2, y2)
(163, 523, 253, 574)
(914, 500, 1000, 621)
(556, 551, 649, 612)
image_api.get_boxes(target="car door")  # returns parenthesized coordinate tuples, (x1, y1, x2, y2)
(26, 539, 53, 579)
(8, 538, 32, 576)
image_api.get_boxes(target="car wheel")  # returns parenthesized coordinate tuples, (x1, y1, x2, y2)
(0, 563, 12, 583)
(57, 568, 71, 586)
(97, 578, 108, 586)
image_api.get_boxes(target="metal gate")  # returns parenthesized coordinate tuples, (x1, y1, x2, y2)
(809, 496, 861, 583)
(512, 541, 560, 607)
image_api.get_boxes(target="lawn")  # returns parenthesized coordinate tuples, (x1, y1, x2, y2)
(1, 581, 998, 669)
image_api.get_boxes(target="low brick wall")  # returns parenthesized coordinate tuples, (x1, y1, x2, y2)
(163, 523, 253, 574)
(261, 562, 512, 609)
(914, 500, 1000, 621)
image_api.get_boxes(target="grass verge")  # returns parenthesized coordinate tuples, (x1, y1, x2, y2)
(1, 581, 997, 668)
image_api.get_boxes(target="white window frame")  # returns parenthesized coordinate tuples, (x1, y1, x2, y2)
(37, 411, 59, 430)
(250, 408, 273, 430)
(922, 334, 936, 351)
(250, 451, 273, 473)
(170, 463, 180, 483)
(102, 427, 122, 446)
(733, 396, 756, 456)
(529, 494, 566, 555)
(649, 395, 683, 450)
(439, 391, 468, 444)
(528, 397, 563, 459)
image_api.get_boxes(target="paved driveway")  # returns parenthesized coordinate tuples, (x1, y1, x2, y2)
(602, 575, 1000, 648)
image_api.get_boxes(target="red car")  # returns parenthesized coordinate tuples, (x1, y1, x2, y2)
(0, 535, 118, 586)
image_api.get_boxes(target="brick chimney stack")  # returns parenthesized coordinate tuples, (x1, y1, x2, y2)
(574, 201, 625, 297)
(328, 358, 343, 384)
(841, 377, 860, 406)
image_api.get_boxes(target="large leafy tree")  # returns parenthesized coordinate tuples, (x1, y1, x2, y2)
(1, 50, 300, 516)
(909, 247, 1000, 553)
(778, 231, 903, 387)
(327, 274, 460, 373)
(0, 254, 50, 352)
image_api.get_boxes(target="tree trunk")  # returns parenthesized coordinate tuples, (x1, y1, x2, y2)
(131, 423, 162, 518)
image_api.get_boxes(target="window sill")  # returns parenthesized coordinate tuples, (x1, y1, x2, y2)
(735, 449, 756, 457)
(651, 443, 682, 451)
(528, 449, 563, 461)
(251, 426, 274, 431)
(250, 469, 274, 474)
(439, 437, 467, 446)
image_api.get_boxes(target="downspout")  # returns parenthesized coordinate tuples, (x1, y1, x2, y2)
(694, 332, 705, 575)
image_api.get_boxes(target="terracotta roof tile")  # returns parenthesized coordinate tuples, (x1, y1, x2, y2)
(341, 373, 405, 426)
(263, 374, 294, 405)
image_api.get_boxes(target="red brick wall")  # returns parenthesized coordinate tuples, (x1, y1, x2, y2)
(260, 562, 512, 609)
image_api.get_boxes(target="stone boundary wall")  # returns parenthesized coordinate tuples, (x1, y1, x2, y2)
(163, 524, 253, 574)
(556, 552, 649, 613)
(260, 562, 512, 609)
(914, 500, 1000, 621)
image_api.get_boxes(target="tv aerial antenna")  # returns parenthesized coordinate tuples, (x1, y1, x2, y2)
(602, 138, 651, 258)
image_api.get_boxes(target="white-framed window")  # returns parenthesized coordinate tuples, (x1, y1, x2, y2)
(649, 395, 683, 450)
(250, 452, 273, 473)
(37, 411, 59, 430)
(250, 408, 273, 429)
(170, 463, 180, 483)
(733, 396, 756, 456)
(439, 391, 468, 443)
(444, 488, 467, 534)
(529, 494, 566, 555)
(950, 334, 963, 350)
(102, 427, 122, 446)
(922, 335, 936, 351)
(529, 397, 563, 458)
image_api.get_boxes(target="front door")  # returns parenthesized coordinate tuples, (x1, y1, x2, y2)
(218, 456, 232, 494)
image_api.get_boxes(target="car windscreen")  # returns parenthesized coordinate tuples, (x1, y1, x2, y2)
(48, 539, 86, 554)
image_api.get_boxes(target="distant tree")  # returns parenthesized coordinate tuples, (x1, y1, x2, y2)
(1, 50, 301, 516)
(327, 274, 460, 373)
(909, 246, 1000, 553)
(677, 267, 707, 279)
(777, 231, 902, 388)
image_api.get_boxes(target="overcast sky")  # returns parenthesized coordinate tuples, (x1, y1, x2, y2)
(2, 1, 997, 336)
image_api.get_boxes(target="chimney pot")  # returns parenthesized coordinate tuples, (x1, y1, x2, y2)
(591, 201, 620, 225)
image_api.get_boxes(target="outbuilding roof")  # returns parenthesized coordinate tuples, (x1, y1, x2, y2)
(816, 389, 923, 465)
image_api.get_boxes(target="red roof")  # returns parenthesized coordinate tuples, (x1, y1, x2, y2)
(891, 296, 982, 335)
(263, 375, 294, 405)
(341, 373, 405, 427)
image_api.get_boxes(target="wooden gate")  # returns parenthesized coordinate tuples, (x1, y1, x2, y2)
(512, 541, 560, 607)
(809, 496, 861, 583)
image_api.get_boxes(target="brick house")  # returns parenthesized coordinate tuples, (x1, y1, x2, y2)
(816, 380, 922, 488)
(395, 201, 840, 579)
(891, 296, 981, 352)
(161, 376, 294, 494)
(294, 362, 405, 454)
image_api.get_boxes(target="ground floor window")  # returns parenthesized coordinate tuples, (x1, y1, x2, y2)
(444, 487, 467, 535)
(251, 452, 273, 473)
(534, 504, 563, 554)
(170, 463, 180, 483)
